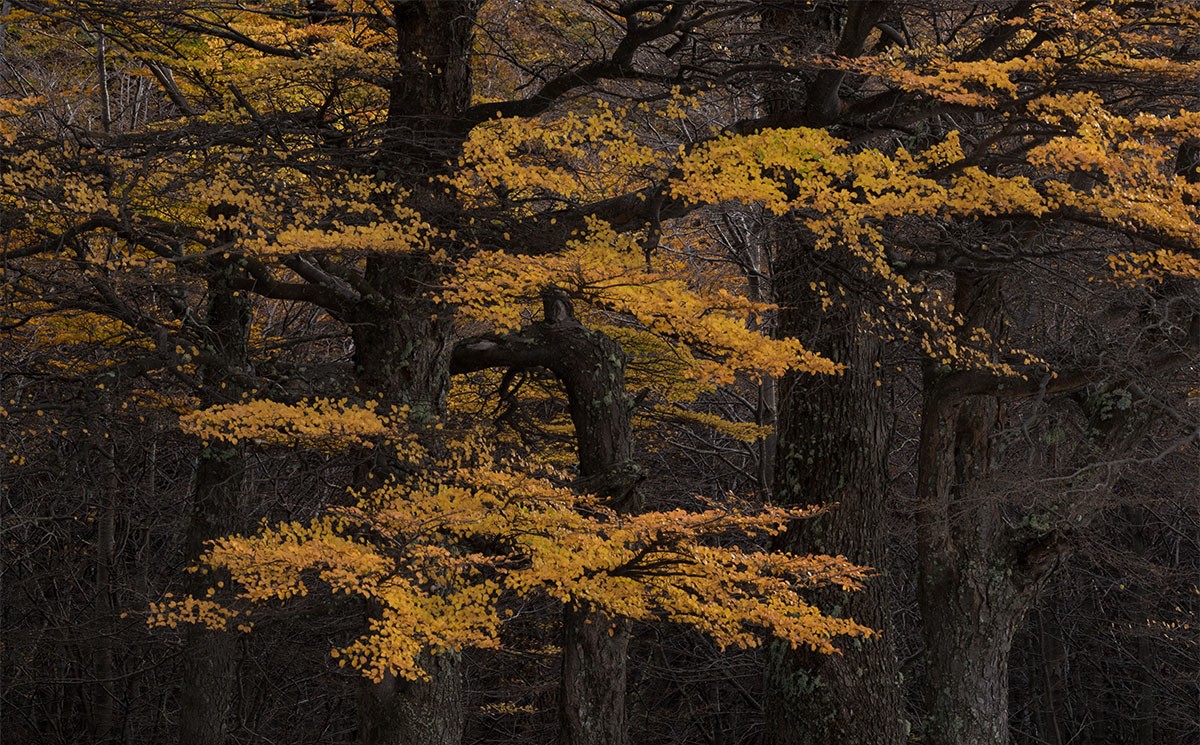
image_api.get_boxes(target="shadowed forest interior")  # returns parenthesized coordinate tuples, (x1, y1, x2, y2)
(2, 2, 1198, 745)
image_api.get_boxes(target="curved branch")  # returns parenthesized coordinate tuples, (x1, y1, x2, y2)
(451, 288, 641, 504)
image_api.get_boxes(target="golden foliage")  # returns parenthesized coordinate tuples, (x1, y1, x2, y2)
(171, 441, 868, 681)
(180, 398, 422, 454)
(449, 104, 667, 209)
(447, 217, 838, 389)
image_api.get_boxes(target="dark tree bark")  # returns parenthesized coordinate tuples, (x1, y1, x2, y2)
(350, 254, 454, 421)
(348, 258, 461, 745)
(542, 290, 636, 745)
(452, 288, 641, 745)
(356, 651, 464, 745)
(914, 272, 1052, 745)
(760, 2, 904, 742)
(348, 4, 481, 743)
(559, 604, 630, 745)
(180, 259, 250, 745)
(763, 234, 905, 745)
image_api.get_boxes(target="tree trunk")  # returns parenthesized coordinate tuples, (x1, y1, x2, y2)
(349, 259, 461, 745)
(353, 255, 453, 422)
(350, 3, 481, 741)
(559, 605, 630, 745)
(757, 1, 905, 739)
(764, 232, 904, 745)
(914, 272, 1028, 745)
(918, 555, 1022, 745)
(180, 264, 250, 745)
(548, 289, 637, 745)
(450, 289, 641, 745)
(356, 652, 464, 745)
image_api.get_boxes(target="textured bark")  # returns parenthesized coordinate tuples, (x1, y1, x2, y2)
(450, 289, 639, 505)
(915, 272, 1038, 745)
(452, 289, 640, 745)
(351, 254, 453, 419)
(350, 271, 462, 745)
(759, 0, 890, 127)
(559, 605, 630, 745)
(757, 2, 904, 739)
(382, 0, 480, 174)
(356, 652, 464, 745)
(180, 264, 250, 745)
(179, 565, 240, 745)
(547, 291, 636, 745)
(1033, 609, 1067, 745)
(918, 561, 1021, 745)
(349, 5, 481, 742)
(763, 233, 904, 745)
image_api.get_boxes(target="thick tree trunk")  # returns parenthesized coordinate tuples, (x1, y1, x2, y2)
(179, 545, 240, 745)
(548, 290, 637, 745)
(350, 259, 461, 745)
(356, 652, 464, 745)
(353, 255, 453, 422)
(758, 2, 904, 740)
(559, 605, 630, 745)
(350, 4, 481, 742)
(180, 265, 250, 745)
(764, 233, 904, 745)
(914, 272, 1031, 745)
(451, 289, 640, 745)
(919, 561, 1021, 745)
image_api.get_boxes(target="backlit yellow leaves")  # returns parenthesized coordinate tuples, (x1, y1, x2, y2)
(157, 1, 393, 126)
(1108, 250, 1200, 283)
(180, 398, 422, 455)
(447, 217, 837, 390)
(173, 446, 869, 681)
(1025, 1, 1200, 80)
(673, 127, 851, 218)
(672, 116, 1200, 368)
(186, 165, 437, 257)
(147, 596, 244, 631)
(648, 406, 772, 444)
(853, 1, 1200, 109)
(862, 56, 1026, 107)
(2, 145, 436, 267)
(0, 94, 48, 144)
(502, 500, 870, 654)
(450, 104, 667, 209)
(1, 148, 119, 235)
(21, 311, 138, 349)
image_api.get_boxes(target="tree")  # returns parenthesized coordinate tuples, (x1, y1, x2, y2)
(4, 3, 1200, 745)
(671, 4, 1200, 744)
(3, 3, 865, 744)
